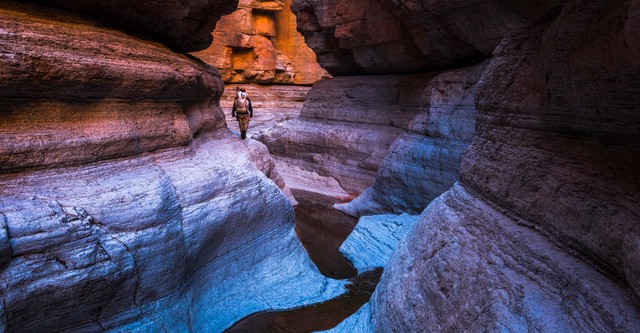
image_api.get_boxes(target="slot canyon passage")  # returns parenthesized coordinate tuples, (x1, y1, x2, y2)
(1, 0, 640, 332)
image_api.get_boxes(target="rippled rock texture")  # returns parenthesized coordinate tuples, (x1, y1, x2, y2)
(258, 66, 484, 199)
(220, 84, 311, 136)
(192, 0, 329, 84)
(0, 2, 342, 331)
(289, 0, 640, 331)
(368, 0, 640, 331)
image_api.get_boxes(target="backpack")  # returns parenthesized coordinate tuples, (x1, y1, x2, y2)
(234, 92, 248, 112)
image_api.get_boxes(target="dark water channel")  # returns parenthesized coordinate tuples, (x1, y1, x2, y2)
(224, 190, 382, 333)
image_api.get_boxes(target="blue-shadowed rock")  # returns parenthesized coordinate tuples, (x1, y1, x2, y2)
(0, 1, 337, 332)
(339, 214, 418, 273)
(371, 184, 640, 332)
(0, 132, 345, 332)
(0, 213, 9, 267)
(321, 214, 416, 333)
(334, 62, 487, 217)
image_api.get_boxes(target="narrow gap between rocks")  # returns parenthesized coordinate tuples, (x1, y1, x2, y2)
(224, 189, 382, 332)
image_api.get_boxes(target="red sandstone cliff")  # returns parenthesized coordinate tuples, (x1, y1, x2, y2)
(192, 0, 329, 84)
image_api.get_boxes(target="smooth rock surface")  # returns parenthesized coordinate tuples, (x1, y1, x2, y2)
(369, 0, 640, 331)
(0, 131, 344, 332)
(292, 0, 565, 75)
(339, 213, 418, 273)
(373, 184, 640, 332)
(466, 0, 640, 299)
(258, 72, 478, 197)
(24, 0, 238, 52)
(336, 62, 487, 216)
(0, 2, 334, 331)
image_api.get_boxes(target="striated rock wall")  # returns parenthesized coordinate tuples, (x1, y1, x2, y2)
(292, 0, 565, 75)
(220, 83, 311, 136)
(285, 0, 640, 331)
(0, 2, 224, 172)
(335, 62, 487, 216)
(22, 0, 238, 52)
(368, 0, 640, 331)
(192, 0, 329, 84)
(0, 1, 343, 331)
(257, 74, 446, 197)
(373, 184, 640, 331)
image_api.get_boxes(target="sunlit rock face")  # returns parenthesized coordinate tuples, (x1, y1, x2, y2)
(0, 1, 342, 331)
(192, 0, 329, 84)
(370, 0, 640, 331)
(23, 0, 238, 52)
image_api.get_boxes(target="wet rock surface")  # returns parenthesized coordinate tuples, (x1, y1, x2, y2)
(293, 190, 358, 279)
(226, 267, 382, 333)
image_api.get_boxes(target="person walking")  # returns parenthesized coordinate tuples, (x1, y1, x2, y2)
(232, 87, 253, 139)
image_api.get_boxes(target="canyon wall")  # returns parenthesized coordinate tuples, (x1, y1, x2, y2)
(192, 0, 329, 84)
(288, 0, 640, 331)
(0, 1, 344, 332)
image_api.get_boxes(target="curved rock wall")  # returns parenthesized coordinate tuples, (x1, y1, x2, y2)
(257, 70, 487, 198)
(23, 0, 238, 52)
(335, 62, 487, 216)
(285, 0, 640, 331)
(0, 1, 343, 331)
(292, 0, 565, 75)
(463, 0, 640, 299)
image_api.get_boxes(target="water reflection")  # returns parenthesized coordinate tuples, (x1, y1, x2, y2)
(225, 268, 382, 333)
(224, 190, 382, 332)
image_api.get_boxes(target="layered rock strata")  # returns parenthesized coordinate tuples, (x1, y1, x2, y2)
(258, 69, 484, 198)
(192, 0, 329, 84)
(23, 0, 238, 52)
(374, 184, 640, 331)
(335, 62, 487, 216)
(292, 0, 565, 75)
(0, 2, 343, 331)
(221, 83, 311, 136)
(288, 0, 640, 331)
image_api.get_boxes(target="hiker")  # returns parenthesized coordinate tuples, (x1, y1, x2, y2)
(232, 87, 253, 139)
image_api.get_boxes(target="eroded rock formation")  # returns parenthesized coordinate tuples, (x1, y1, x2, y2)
(0, 1, 344, 331)
(292, 0, 565, 75)
(192, 0, 329, 84)
(22, 0, 238, 52)
(221, 83, 311, 136)
(284, 0, 640, 331)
